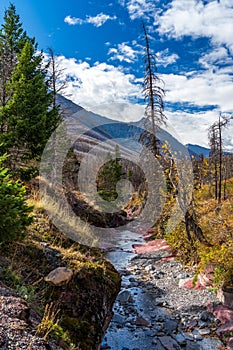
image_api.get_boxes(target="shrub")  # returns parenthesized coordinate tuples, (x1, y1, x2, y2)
(0, 154, 33, 242)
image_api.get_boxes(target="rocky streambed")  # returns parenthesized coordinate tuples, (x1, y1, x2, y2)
(101, 230, 231, 350)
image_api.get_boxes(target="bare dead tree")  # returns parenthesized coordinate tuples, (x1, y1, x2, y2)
(208, 113, 232, 204)
(47, 47, 68, 110)
(142, 23, 166, 156)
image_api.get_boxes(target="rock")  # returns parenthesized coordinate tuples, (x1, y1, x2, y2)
(185, 341, 200, 350)
(112, 313, 125, 325)
(133, 239, 171, 255)
(217, 286, 233, 309)
(200, 311, 211, 322)
(163, 319, 178, 334)
(117, 290, 132, 303)
(198, 328, 211, 335)
(216, 320, 233, 335)
(198, 263, 217, 287)
(208, 303, 233, 324)
(198, 337, 223, 349)
(172, 333, 186, 345)
(178, 278, 191, 288)
(227, 337, 233, 350)
(158, 335, 181, 349)
(182, 332, 194, 341)
(184, 319, 197, 329)
(145, 264, 155, 272)
(44, 267, 73, 286)
(192, 329, 203, 341)
(135, 316, 150, 327)
(182, 277, 205, 290)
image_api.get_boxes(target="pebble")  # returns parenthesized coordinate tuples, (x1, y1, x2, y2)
(102, 244, 224, 350)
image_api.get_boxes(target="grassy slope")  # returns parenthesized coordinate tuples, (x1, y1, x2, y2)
(0, 192, 121, 349)
(162, 178, 233, 289)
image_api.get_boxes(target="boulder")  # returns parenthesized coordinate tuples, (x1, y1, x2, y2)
(198, 263, 217, 287)
(135, 316, 150, 327)
(217, 286, 233, 309)
(44, 267, 73, 286)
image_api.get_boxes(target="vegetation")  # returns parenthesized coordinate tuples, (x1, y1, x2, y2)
(0, 154, 32, 242)
(0, 3, 60, 178)
(96, 145, 124, 202)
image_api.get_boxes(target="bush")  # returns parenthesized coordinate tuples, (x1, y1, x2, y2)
(0, 154, 33, 242)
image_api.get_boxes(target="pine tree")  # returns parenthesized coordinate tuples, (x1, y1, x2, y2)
(0, 154, 33, 242)
(0, 3, 26, 107)
(4, 40, 58, 172)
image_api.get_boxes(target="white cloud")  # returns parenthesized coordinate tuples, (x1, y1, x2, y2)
(87, 13, 117, 27)
(108, 42, 142, 63)
(64, 15, 83, 25)
(125, 0, 157, 20)
(166, 109, 217, 147)
(44, 51, 233, 150)
(64, 13, 117, 27)
(50, 55, 141, 119)
(156, 0, 233, 52)
(156, 48, 179, 67)
(163, 69, 233, 112)
(199, 46, 233, 69)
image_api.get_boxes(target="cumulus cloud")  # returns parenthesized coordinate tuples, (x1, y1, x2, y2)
(64, 13, 117, 27)
(44, 48, 233, 149)
(199, 46, 233, 69)
(166, 109, 218, 147)
(108, 42, 142, 63)
(124, 0, 157, 20)
(163, 69, 233, 112)
(156, 0, 233, 52)
(156, 48, 179, 67)
(48, 55, 141, 119)
(64, 15, 83, 25)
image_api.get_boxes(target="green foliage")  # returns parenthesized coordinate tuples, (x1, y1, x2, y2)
(97, 147, 124, 202)
(0, 266, 35, 301)
(0, 4, 60, 176)
(37, 303, 74, 347)
(0, 154, 33, 242)
(5, 41, 51, 158)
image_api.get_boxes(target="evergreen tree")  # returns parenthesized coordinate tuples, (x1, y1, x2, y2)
(4, 40, 59, 172)
(97, 146, 124, 201)
(0, 3, 26, 107)
(0, 154, 32, 242)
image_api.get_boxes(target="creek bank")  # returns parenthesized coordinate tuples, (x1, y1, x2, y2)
(102, 236, 232, 350)
(0, 211, 121, 350)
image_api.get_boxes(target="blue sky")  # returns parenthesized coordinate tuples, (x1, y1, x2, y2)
(1, 0, 233, 149)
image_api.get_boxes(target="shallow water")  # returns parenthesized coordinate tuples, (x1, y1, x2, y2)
(103, 228, 144, 269)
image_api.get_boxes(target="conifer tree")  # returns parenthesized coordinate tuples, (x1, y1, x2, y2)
(0, 3, 26, 107)
(4, 40, 58, 171)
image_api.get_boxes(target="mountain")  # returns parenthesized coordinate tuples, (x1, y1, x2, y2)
(186, 144, 210, 158)
(57, 95, 192, 162)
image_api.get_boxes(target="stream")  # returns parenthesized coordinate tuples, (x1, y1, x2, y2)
(101, 227, 224, 350)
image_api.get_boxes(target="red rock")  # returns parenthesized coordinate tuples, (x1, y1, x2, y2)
(217, 287, 233, 309)
(227, 338, 233, 350)
(208, 304, 233, 324)
(133, 239, 171, 254)
(198, 263, 217, 287)
(161, 255, 175, 262)
(145, 228, 155, 234)
(183, 277, 205, 290)
(216, 321, 233, 335)
(135, 316, 150, 326)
